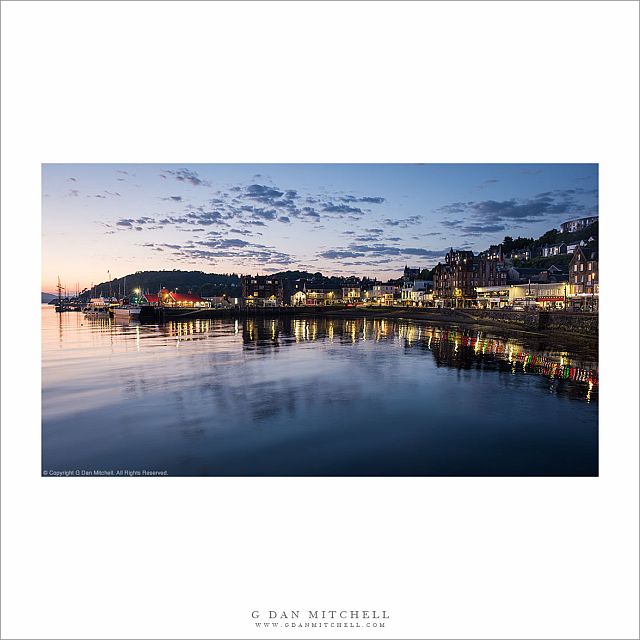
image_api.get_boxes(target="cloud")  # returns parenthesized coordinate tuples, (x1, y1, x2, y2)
(319, 250, 366, 259)
(241, 220, 267, 227)
(353, 236, 380, 242)
(477, 178, 499, 190)
(245, 184, 284, 202)
(459, 224, 506, 235)
(144, 236, 296, 267)
(382, 215, 421, 228)
(66, 177, 77, 182)
(320, 243, 445, 260)
(115, 216, 156, 229)
(67, 189, 80, 197)
(278, 216, 291, 223)
(436, 188, 598, 232)
(339, 195, 385, 204)
(322, 203, 364, 214)
(162, 196, 183, 202)
(163, 168, 211, 187)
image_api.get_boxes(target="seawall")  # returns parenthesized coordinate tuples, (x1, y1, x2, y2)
(151, 306, 598, 340)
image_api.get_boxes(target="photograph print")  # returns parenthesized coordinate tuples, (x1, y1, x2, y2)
(42, 163, 599, 477)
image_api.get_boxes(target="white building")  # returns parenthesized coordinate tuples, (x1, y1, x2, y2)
(401, 280, 430, 306)
(541, 243, 567, 258)
(560, 216, 598, 234)
(370, 284, 398, 305)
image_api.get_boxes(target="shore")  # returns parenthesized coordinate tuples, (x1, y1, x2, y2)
(151, 305, 598, 348)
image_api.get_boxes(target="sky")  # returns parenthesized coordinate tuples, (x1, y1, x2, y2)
(42, 163, 598, 293)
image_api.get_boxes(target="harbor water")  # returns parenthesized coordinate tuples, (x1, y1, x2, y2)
(42, 305, 598, 476)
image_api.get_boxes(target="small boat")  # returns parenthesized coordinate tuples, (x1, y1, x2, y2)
(83, 297, 115, 316)
(112, 305, 141, 320)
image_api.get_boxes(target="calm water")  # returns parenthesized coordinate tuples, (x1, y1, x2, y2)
(42, 306, 598, 476)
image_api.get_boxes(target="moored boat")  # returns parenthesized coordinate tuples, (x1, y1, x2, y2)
(83, 297, 116, 316)
(112, 306, 141, 320)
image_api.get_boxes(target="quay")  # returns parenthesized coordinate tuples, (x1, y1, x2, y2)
(147, 305, 598, 340)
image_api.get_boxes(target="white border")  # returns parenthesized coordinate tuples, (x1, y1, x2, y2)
(2, 2, 638, 639)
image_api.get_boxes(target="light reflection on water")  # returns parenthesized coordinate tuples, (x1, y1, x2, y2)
(42, 306, 598, 476)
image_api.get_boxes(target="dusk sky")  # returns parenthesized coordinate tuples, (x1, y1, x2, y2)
(42, 163, 598, 292)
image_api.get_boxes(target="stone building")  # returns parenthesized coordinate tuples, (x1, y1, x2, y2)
(433, 248, 508, 306)
(569, 246, 598, 309)
(560, 216, 598, 234)
(241, 274, 284, 306)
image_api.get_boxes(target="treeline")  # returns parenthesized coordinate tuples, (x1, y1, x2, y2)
(84, 269, 379, 300)
(86, 270, 242, 299)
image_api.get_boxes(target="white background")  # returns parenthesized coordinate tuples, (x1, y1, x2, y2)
(1, 2, 638, 639)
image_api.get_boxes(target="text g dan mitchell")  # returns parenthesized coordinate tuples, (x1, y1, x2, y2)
(251, 610, 389, 620)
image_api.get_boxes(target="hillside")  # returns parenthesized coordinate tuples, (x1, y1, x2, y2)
(42, 292, 57, 303)
(492, 220, 598, 270)
(84, 269, 383, 301)
(86, 270, 241, 300)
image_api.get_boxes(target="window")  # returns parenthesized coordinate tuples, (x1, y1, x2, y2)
(574, 265, 578, 272)
(587, 263, 592, 270)
(580, 264, 584, 271)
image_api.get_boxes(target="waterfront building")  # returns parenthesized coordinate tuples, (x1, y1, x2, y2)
(509, 282, 568, 309)
(401, 280, 431, 306)
(434, 248, 504, 307)
(475, 286, 512, 308)
(371, 284, 398, 305)
(568, 246, 598, 310)
(476, 282, 569, 309)
(291, 288, 342, 306)
(291, 290, 307, 306)
(157, 289, 211, 308)
(241, 274, 284, 307)
(560, 216, 598, 234)
(342, 286, 362, 303)
(203, 296, 232, 308)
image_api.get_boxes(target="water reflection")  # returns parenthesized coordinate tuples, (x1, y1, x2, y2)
(43, 308, 598, 476)
(66, 313, 598, 402)
(240, 317, 598, 401)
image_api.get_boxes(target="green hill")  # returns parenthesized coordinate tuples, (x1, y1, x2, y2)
(86, 270, 241, 300)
